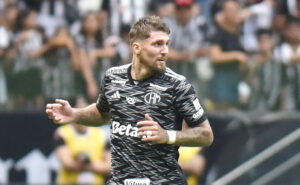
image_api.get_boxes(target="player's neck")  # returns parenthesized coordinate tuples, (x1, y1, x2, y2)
(131, 56, 153, 81)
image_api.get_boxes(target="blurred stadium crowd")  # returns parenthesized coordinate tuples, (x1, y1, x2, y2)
(0, 0, 300, 113)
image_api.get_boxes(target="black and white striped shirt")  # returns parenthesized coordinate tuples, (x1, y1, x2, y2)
(96, 63, 207, 184)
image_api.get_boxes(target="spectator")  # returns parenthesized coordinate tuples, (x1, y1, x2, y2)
(179, 147, 205, 185)
(54, 97, 111, 185)
(242, 0, 275, 52)
(0, 0, 25, 16)
(116, 25, 131, 65)
(0, 31, 8, 107)
(103, 24, 132, 67)
(7, 10, 45, 110)
(0, 3, 19, 31)
(69, 4, 109, 38)
(38, 0, 70, 38)
(76, 0, 109, 17)
(196, 0, 210, 18)
(274, 0, 300, 39)
(164, 0, 210, 103)
(209, 0, 249, 110)
(109, 0, 150, 36)
(274, 18, 300, 110)
(0, 3, 19, 108)
(75, 12, 116, 101)
(148, 0, 175, 18)
(31, 27, 79, 105)
(22, 0, 42, 11)
(248, 29, 282, 111)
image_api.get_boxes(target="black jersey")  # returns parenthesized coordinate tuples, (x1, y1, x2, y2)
(96, 64, 207, 185)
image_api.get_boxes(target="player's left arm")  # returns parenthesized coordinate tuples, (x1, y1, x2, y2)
(175, 119, 213, 146)
(138, 78, 214, 147)
(138, 115, 213, 147)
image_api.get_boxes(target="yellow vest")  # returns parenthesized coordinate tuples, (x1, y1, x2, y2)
(56, 125, 107, 185)
(178, 147, 201, 185)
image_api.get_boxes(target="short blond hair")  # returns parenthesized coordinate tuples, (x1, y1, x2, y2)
(129, 16, 170, 44)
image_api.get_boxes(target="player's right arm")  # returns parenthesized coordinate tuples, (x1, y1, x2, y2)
(46, 99, 110, 126)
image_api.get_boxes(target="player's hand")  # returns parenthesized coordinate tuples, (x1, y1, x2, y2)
(137, 114, 168, 144)
(46, 99, 75, 124)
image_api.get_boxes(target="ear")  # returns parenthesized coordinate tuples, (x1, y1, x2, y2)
(132, 42, 141, 55)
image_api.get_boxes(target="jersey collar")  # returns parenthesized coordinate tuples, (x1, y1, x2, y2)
(127, 64, 164, 86)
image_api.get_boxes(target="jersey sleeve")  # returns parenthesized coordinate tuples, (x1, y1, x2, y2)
(96, 75, 110, 113)
(173, 79, 207, 127)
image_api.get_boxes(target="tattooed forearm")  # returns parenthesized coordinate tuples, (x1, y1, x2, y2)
(74, 103, 110, 126)
(175, 120, 214, 147)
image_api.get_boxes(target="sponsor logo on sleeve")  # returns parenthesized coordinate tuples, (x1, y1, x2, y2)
(193, 108, 204, 119)
(192, 98, 204, 119)
(193, 98, 201, 111)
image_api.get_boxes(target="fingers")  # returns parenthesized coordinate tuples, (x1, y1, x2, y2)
(145, 114, 153, 121)
(46, 103, 62, 110)
(137, 114, 154, 126)
(46, 109, 54, 119)
(138, 126, 157, 133)
(139, 130, 157, 142)
(139, 130, 155, 136)
(141, 135, 157, 142)
(137, 120, 156, 126)
(45, 108, 64, 124)
(138, 114, 160, 142)
(55, 99, 68, 105)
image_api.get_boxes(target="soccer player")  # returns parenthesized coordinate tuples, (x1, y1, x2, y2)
(46, 16, 213, 185)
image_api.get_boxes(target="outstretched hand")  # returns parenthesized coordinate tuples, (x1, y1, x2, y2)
(137, 114, 168, 144)
(46, 99, 75, 124)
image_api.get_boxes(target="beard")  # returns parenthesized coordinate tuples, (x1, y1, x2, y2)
(140, 54, 166, 76)
(153, 62, 166, 75)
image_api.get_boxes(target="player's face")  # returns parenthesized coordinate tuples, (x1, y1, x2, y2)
(139, 31, 169, 75)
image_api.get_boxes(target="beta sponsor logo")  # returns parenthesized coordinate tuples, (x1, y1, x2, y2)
(144, 92, 161, 104)
(112, 121, 138, 137)
(124, 178, 151, 185)
(193, 108, 204, 119)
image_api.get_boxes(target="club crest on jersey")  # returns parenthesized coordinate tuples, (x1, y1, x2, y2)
(144, 92, 161, 104)
(193, 98, 201, 110)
